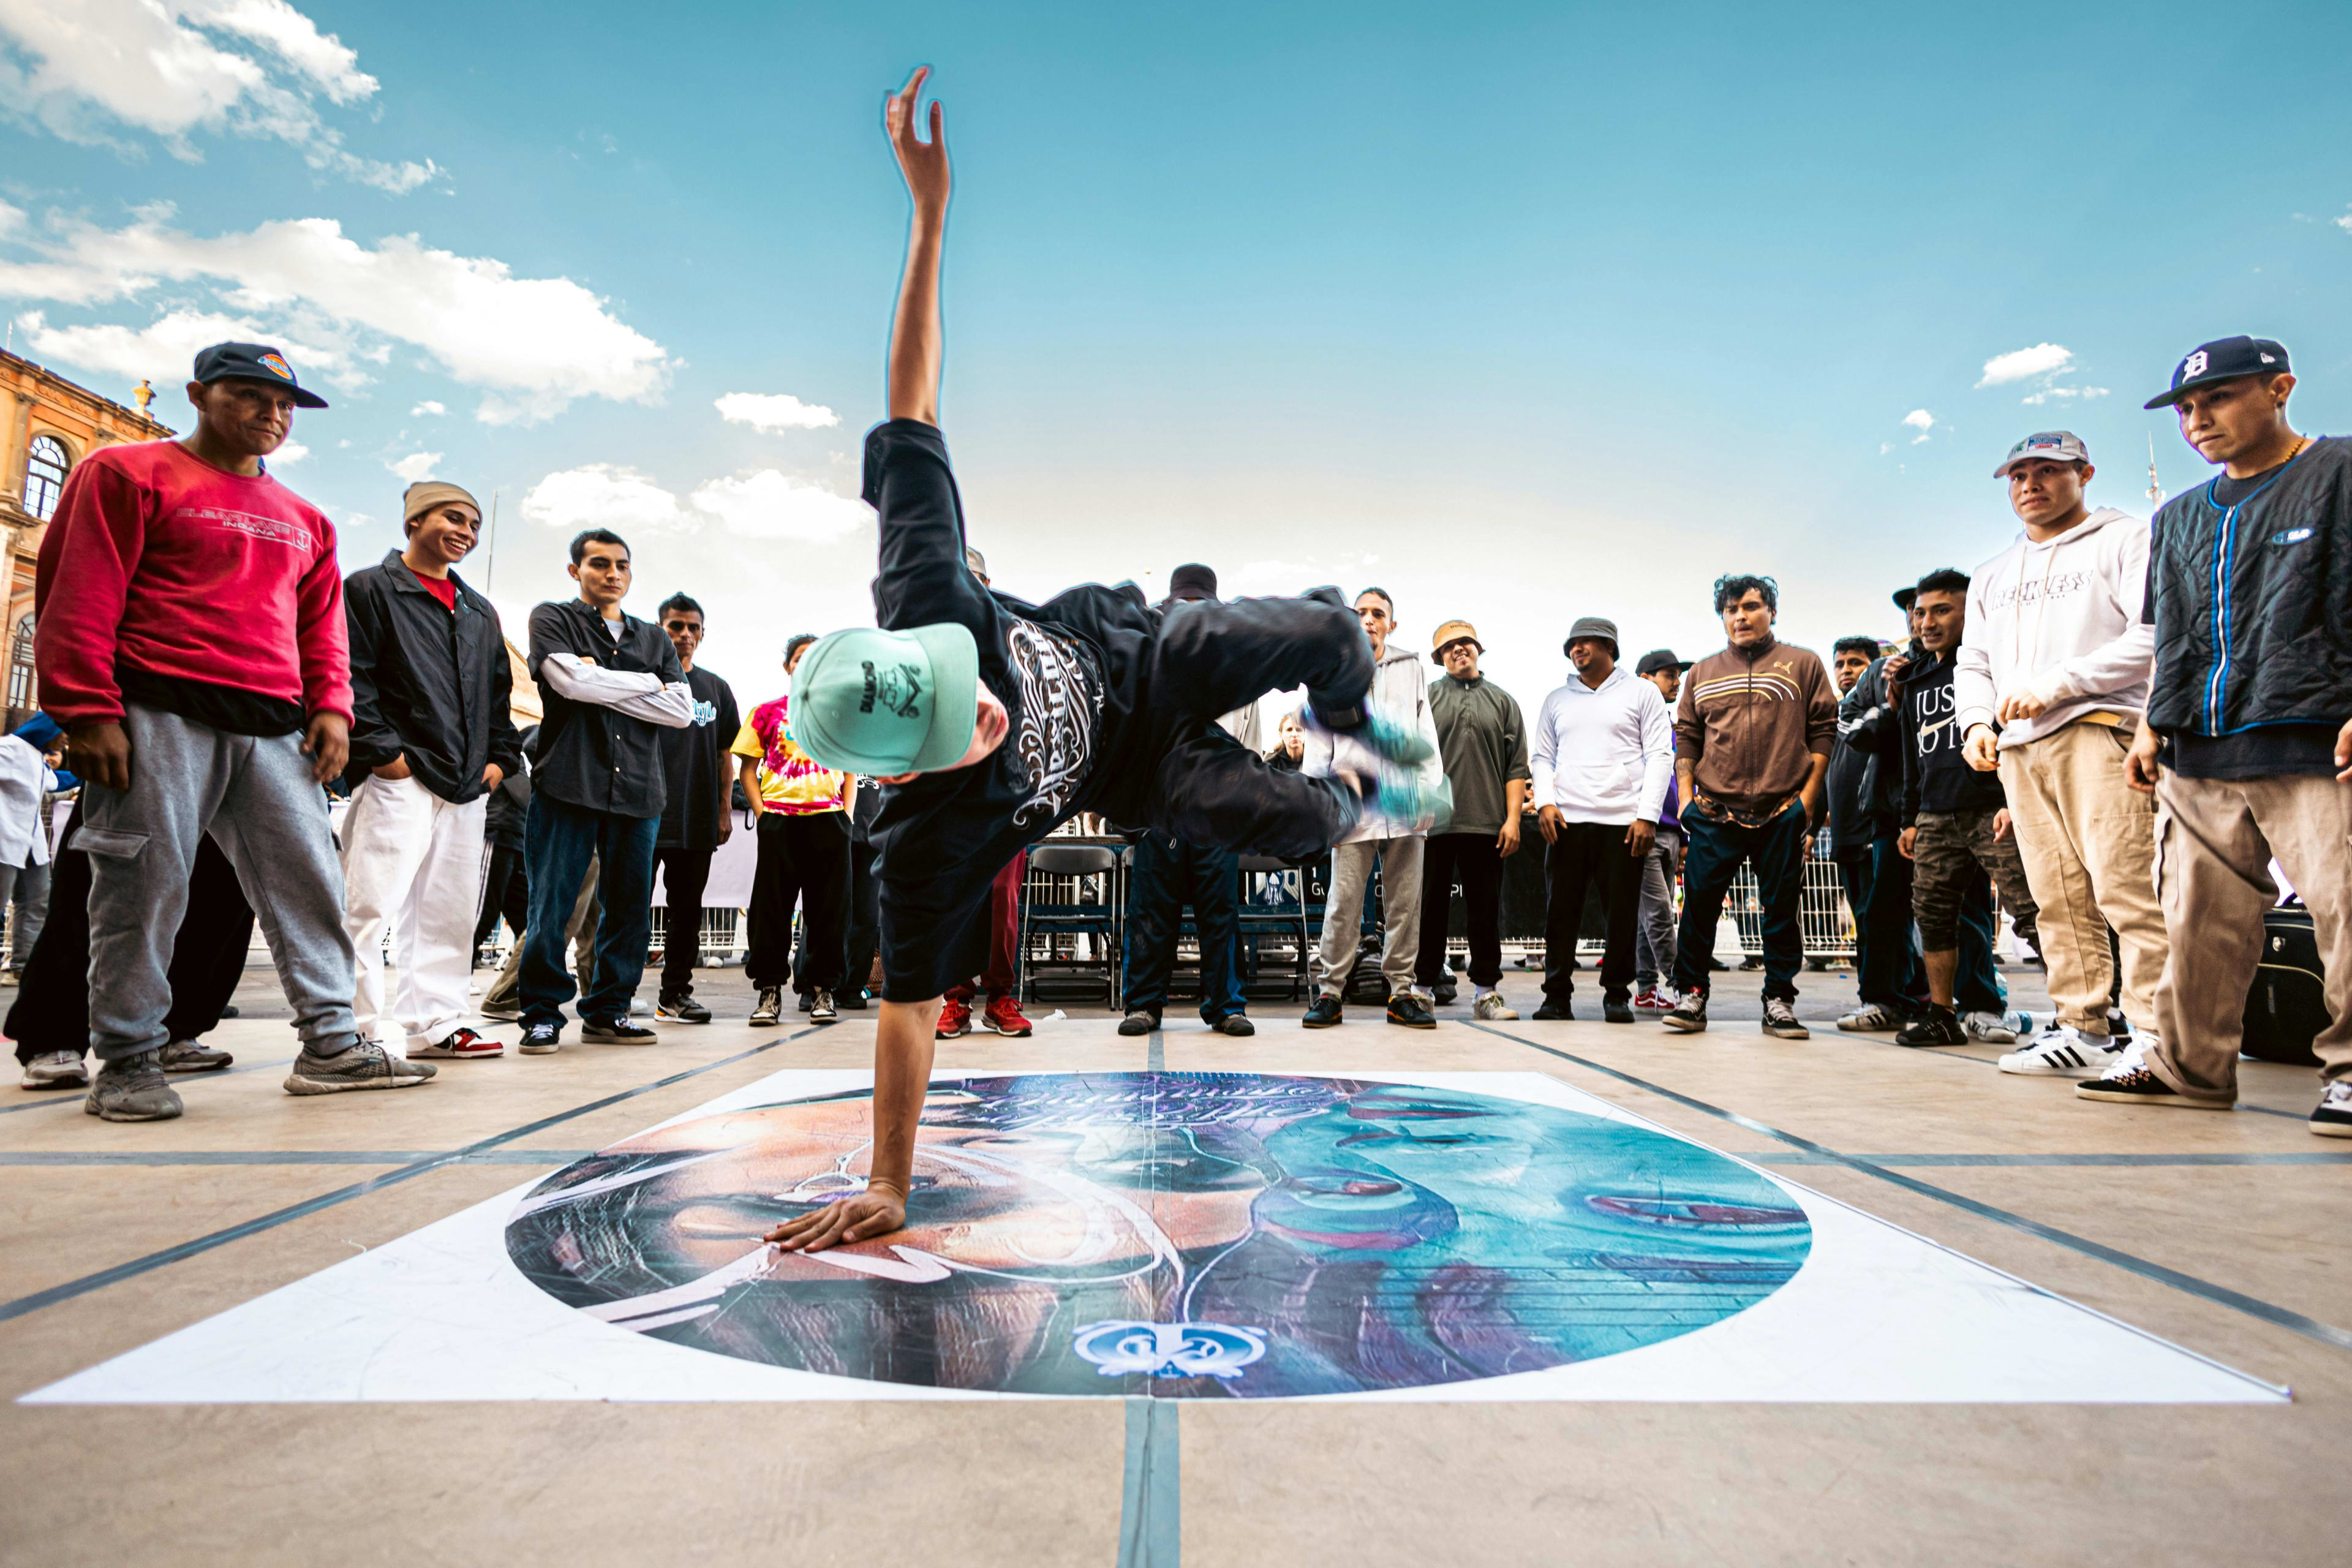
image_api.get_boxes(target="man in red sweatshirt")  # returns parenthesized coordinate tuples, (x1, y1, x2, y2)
(36, 342, 434, 1121)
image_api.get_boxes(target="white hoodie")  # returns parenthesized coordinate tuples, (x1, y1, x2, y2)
(1300, 643, 1444, 844)
(1953, 506, 2155, 750)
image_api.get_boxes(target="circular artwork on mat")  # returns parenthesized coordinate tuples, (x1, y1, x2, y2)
(504, 1072, 1811, 1397)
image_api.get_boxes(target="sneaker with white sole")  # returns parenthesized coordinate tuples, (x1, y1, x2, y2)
(85, 1052, 182, 1120)
(2074, 1041, 2231, 1109)
(1661, 992, 1708, 1033)
(2312, 1082, 2352, 1139)
(1472, 992, 1519, 1021)
(1997, 1025, 2124, 1079)
(284, 1039, 437, 1095)
(158, 1039, 234, 1072)
(20, 1049, 89, 1089)
(1761, 997, 1810, 1039)
(749, 987, 783, 1027)
(1837, 1001, 1908, 1033)
(1962, 1011, 2019, 1045)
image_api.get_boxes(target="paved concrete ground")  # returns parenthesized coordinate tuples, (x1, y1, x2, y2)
(4, 960, 2347, 1566)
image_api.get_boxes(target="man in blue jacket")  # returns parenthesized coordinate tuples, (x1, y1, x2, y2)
(2079, 337, 2352, 1137)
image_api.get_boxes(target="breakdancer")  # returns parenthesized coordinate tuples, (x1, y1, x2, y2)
(767, 67, 1433, 1253)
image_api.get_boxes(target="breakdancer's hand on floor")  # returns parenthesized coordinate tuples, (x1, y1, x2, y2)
(767, 1185, 908, 1254)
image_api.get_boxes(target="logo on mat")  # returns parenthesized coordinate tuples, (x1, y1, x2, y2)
(258, 352, 295, 382)
(858, 660, 922, 718)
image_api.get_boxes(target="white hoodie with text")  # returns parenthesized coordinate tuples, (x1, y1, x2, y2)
(1953, 506, 2155, 750)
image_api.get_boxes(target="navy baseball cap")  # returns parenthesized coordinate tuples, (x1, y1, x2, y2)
(192, 341, 328, 409)
(2144, 336, 2289, 410)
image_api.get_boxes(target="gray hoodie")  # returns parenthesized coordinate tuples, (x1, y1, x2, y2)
(1300, 643, 1444, 844)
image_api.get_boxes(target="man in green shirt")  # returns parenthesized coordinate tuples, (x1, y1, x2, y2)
(1414, 619, 1531, 1019)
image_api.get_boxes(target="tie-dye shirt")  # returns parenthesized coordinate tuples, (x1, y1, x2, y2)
(730, 695, 850, 814)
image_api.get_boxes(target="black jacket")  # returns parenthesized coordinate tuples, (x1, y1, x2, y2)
(526, 597, 687, 820)
(2147, 435, 2352, 737)
(1830, 657, 1902, 850)
(342, 552, 522, 804)
(1898, 649, 2004, 823)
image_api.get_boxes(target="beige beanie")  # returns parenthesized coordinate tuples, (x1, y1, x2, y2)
(402, 480, 481, 524)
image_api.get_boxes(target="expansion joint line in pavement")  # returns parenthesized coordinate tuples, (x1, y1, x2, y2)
(0, 1027, 829, 1325)
(1463, 1020, 2352, 1357)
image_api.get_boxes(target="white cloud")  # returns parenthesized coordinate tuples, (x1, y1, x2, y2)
(521, 462, 869, 545)
(1978, 343, 2074, 386)
(2020, 385, 2110, 406)
(1901, 409, 1934, 445)
(270, 438, 307, 462)
(0, 0, 437, 191)
(0, 206, 671, 421)
(714, 391, 840, 432)
(13, 304, 354, 389)
(2335, 212, 2352, 236)
(388, 450, 439, 482)
(409, 399, 445, 416)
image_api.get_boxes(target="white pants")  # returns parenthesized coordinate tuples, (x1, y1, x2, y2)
(339, 772, 488, 1052)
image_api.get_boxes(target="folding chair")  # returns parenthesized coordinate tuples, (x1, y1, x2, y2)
(1019, 843, 1125, 1007)
(1235, 854, 1312, 1001)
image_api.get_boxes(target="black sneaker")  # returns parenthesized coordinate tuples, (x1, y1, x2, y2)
(1387, 993, 1437, 1029)
(1661, 992, 1708, 1033)
(2310, 1082, 2352, 1138)
(1604, 1000, 1636, 1023)
(1531, 1000, 1573, 1021)
(839, 989, 870, 1011)
(1212, 1014, 1256, 1036)
(519, 1021, 562, 1055)
(1302, 995, 1344, 1029)
(1761, 998, 1811, 1039)
(749, 987, 783, 1027)
(2076, 1058, 2232, 1109)
(657, 993, 711, 1023)
(809, 990, 838, 1023)
(1118, 1009, 1159, 1037)
(581, 1017, 658, 1045)
(1894, 1006, 1967, 1047)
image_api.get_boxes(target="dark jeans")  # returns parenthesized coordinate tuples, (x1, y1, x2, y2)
(474, 841, 529, 950)
(1417, 831, 1504, 989)
(655, 845, 712, 1000)
(9, 801, 254, 1062)
(519, 794, 658, 1027)
(843, 838, 880, 998)
(1954, 872, 2007, 1017)
(1838, 838, 1927, 1013)
(1543, 821, 1642, 1005)
(1122, 832, 1243, 1022)
(1672, 801, 1808, 1001)
(745, 812, 848, 993)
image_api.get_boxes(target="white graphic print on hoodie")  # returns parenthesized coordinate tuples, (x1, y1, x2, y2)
(1300, 643, 1445, 845)
(1953, 506, 2156, 750)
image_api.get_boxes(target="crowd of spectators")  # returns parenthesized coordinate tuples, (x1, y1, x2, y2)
(7, 330, 2348, 1141)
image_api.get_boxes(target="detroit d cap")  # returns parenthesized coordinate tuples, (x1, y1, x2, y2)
(1994, 431, 2090, 477)
(2144, 336, 2290, 410)
(191, 341, 328, 409)
(786, 622, 981, 775)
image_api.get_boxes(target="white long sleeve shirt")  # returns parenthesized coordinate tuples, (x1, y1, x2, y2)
(1953, 507, 2155, 750)
(538, 654, 696, 729)
(1529, 666, 1673, 825)
(0, 736, 50, 868)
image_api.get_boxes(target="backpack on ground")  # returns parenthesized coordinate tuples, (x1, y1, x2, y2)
(2242, 900, 2326, 1067)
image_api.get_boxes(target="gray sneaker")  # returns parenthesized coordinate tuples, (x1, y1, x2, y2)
(1762, 997, 1811, 1039)
(20, 1049, 89, 1090)
(84, 1053, 183, 1121)
(1472, 992, 1520, 1022)
(283, 1039, 437, 1096)
(159, 1039, 235, 1073)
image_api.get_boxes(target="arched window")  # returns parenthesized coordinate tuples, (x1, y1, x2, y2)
(24, 435, 68, 522)
(6, 614, 34, 712)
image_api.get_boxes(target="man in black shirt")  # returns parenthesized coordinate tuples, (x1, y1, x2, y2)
(518, 529, 694, 1052)
(767, 69, 1425, 1255)
(2082, 337, 2352, 1134)
(649, 593, 741, 1023)
(1892, 569, 2038, 1047)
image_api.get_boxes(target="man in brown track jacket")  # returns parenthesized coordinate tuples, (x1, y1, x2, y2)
(1662, 573, 1838, 1039)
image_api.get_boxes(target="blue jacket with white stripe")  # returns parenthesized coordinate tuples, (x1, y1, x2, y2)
(2144, 435, 2352, 738)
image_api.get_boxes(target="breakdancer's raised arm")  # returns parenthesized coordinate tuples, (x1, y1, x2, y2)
(767, 67, 1436, 1256)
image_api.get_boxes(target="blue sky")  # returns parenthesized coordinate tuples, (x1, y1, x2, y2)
(6, 0, 2350, 707)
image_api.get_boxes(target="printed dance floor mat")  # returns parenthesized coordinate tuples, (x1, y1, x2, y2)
(23, 1071, 2285, 1404)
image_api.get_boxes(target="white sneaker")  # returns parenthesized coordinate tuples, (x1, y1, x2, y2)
(1962, 1011, 2019, 1045)
(1472, 992, 1519, 1022)
(1837, 1002, 1906, 1033)
(19, 1049, 89, 1089)
(1998, 1024, 2124, 1078)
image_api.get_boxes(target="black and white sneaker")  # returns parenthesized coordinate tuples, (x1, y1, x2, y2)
(809, 990, 838, 1023)
(657, 993, 711, 1023)
(2309, 1082, 2352, 1139)
(582, 1017, 658, 1045)
(2075, 1044, 2231, 1109)
(1836, 1001, 1907, 1033)
(519, 1021, 562, 1055)
(1997, 1024, 2122, 1078)
(1761, 997, 1809, 1039)
(1894, 1006, 1967, 1048)
(1118, 1009, 1158, 1037)
(1660, 992, 1707, 1033)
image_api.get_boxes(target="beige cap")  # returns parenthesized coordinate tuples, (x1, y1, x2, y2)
(402, 480, 481, 523)
(1430, 619, 1481, 654)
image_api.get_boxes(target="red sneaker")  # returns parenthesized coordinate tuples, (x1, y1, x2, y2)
(1632, 988, 1663, 1012)
(413, 1027, 505, 1058)
(982, 994, 1034, 1037)
(935, 997, 973, 1038)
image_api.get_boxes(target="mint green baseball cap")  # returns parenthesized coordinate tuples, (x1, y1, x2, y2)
(786, 622, 981, 775)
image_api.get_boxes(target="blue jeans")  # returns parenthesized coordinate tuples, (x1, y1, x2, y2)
(1838, 839, 1928, 1013)
(1672, 799, 1808, 1001)
(1953, 872, 2007, 1017)
(1121, 832, 1244, 1022)
(521, 794, 658, 1027)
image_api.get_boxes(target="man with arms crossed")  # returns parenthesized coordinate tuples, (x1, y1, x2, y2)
(769, 69, 1428, 1251)
(2078, 337, 2352, 1136)
(1955, 432, 2162, 1076)
(341, 480, 523, 1061)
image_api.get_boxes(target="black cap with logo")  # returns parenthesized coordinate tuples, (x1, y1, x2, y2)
(192, 341, 329, 409)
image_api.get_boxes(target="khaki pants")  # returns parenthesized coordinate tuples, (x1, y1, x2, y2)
(1314, 837, 1425, 1001)
(2146, 771, 2352, 1101)
(1998, 722, 2166, 1033)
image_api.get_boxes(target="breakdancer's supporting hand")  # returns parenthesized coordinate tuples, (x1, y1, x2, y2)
(885, 66, 949, 427)
(766, 995, 940, 1253)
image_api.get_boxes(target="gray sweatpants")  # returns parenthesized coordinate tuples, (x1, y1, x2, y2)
(1313, 835, 1426, 1000)
(1634, 826, 1683, 986)
(77, 704, 359, 1063)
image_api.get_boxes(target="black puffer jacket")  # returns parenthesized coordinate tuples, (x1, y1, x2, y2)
(1830, 656, 1902, 851)
(2146, 436, 2352, 736)
(342, 551, 524, 804)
